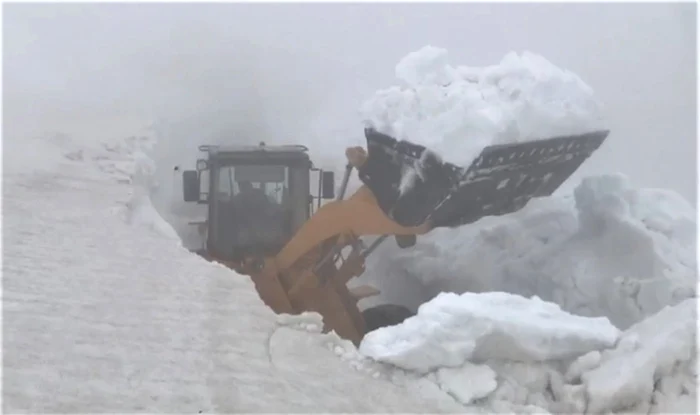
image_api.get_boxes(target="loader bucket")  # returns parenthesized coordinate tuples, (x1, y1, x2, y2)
(359, 128, 609, 229)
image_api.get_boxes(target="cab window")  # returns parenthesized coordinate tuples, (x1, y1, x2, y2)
(216, 165, 289, 204)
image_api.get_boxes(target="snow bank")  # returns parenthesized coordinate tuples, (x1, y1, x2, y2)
(379, 173, 697, 329)
(70, 129, 183, 243)
(360, 45, 607, 167)
(358, 292, 618, 409)
(359, 293, 697, 412)
(15, 126, 183, 245)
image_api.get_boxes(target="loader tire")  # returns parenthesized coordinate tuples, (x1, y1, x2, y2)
(362, 304, 414, 334)
(395, 234, 417, 249)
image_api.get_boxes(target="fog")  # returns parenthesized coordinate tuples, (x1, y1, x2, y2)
(5, 2, 696, 201)
(4, 2, 696, 314)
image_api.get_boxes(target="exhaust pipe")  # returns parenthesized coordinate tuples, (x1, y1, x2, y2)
(336, 163, 353, 201)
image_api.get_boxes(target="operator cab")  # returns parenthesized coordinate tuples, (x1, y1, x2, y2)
(181, 142, 335, 262)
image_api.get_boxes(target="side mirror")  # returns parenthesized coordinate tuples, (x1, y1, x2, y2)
(182, 170, 201, 202)
(321, 171, 335, 199)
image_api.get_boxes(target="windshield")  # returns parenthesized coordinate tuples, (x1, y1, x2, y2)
(210, 163, 292, 259)
(216, 164, 288, 203)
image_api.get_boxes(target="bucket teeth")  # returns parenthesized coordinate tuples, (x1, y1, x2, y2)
(360, 128, 609, 229)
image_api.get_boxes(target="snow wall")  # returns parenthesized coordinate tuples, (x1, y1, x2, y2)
(143, 45, 697, 414)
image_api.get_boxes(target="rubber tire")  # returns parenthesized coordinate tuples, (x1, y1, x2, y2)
(362, 304, 415, 334)
(395, 234, 417, 249)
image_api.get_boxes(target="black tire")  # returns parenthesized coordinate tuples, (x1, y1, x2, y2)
(395, 234, 417, 249)
(362, 304, 415, 334)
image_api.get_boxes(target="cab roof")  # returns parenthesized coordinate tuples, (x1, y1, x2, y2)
(199, 142, 309, 156)
(199, 142, 311, 165)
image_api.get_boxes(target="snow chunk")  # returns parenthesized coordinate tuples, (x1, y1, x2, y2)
(361, 46, 606, 168)
(581, 298, 697, 414)
(359, 292, 620, 373)
(436, 362, 498, 405)
(485, 361, 561, 410)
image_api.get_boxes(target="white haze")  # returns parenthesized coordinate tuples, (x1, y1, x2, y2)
(2, 3, 696, 366)
(4, 2, 696, 204)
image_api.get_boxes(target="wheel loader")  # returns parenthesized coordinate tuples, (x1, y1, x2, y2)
(180, 127, 609, 345)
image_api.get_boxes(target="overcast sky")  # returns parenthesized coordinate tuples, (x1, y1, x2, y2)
(4, 2, 697, 203)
